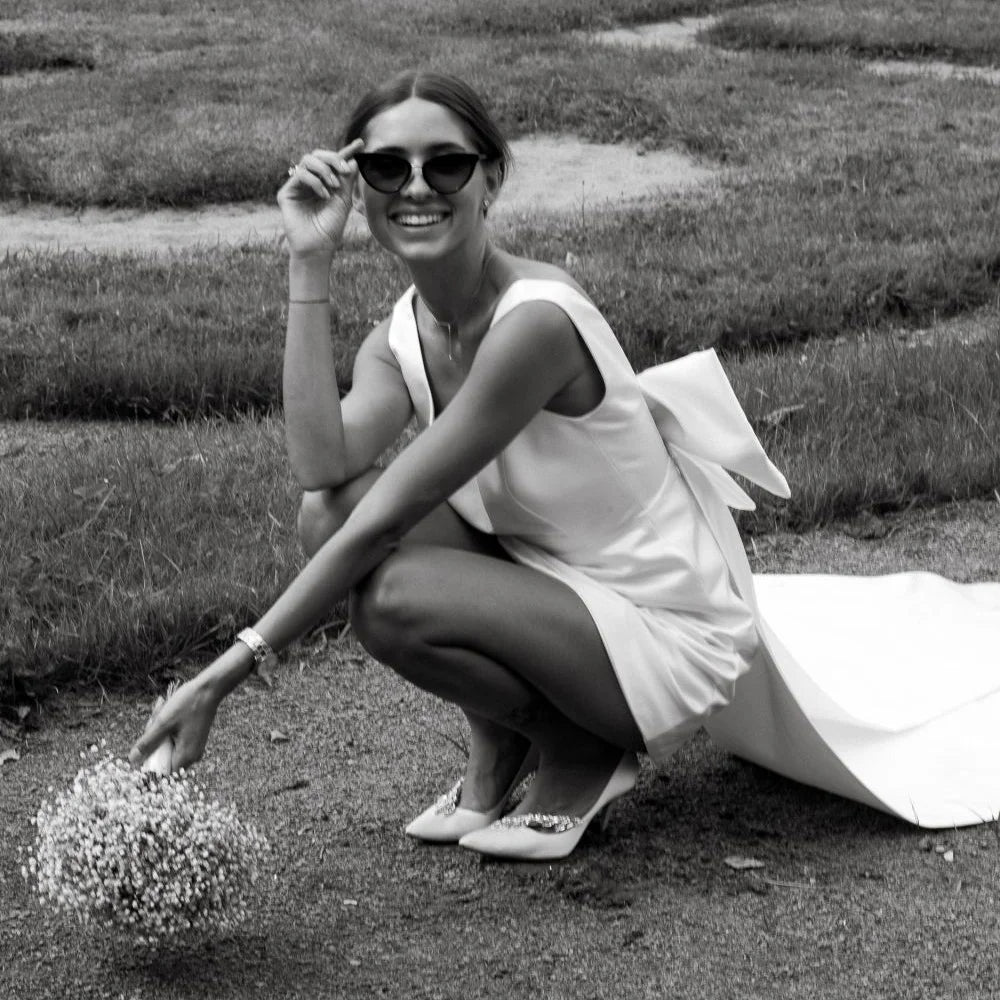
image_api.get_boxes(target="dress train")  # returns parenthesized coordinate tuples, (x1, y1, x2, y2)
(639, 350, 1000, 829)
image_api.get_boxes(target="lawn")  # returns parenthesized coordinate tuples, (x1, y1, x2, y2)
(2, 0, 999, 697)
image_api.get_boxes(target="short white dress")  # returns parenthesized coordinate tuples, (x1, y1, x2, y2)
(387, 278, 1000, 830)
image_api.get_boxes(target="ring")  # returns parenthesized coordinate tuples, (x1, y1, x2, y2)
(287, 164, 298, 178)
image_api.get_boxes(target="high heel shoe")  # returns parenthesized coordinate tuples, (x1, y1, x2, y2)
(405, 751, 536, 844)
(457, 752, 639, 861)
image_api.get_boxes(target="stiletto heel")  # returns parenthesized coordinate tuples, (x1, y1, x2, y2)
(405, 748, 536, 843)
(598, 802, 615, 834)
(458, 752, 639, 861)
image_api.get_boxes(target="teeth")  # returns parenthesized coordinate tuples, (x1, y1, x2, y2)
(394, 213, 446, 227)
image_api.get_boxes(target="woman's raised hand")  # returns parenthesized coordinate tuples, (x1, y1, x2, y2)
(277, 138, 365, 258)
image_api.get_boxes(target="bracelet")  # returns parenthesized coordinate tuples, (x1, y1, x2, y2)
(235, 627, 278, 675)
(288, 297, 330, 304)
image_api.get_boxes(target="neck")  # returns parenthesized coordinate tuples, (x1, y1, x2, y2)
(408, 233, 494, 326)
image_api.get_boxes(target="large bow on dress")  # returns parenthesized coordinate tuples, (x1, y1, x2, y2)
(638, 348, 790, 614)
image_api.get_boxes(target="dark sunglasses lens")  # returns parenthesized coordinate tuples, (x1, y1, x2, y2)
(357, 154, 410, 193)
(424, 153, 480, 194)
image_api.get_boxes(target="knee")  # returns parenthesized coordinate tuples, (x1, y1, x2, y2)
(350, 550, 429, 668)
(297, 487, 354, 557)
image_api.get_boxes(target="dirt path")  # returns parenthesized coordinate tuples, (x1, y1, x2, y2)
(587, 14, 1000, 85)
(0, 135, 716, 255)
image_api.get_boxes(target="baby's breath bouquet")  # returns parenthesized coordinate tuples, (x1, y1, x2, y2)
(22, 731, 269, 945)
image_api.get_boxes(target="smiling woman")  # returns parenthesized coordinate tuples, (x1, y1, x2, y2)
(129, 69, 1000, 863)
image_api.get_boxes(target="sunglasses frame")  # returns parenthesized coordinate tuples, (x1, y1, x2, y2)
(354, 151, 488, 195)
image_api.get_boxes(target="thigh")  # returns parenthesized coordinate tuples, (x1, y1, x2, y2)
(362, 545, 643, 749)
(299, 468, 507, 560)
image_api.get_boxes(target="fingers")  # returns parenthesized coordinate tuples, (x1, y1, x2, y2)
(285, 139, 364, 201)
(129, 722, 203, 772)
(129, 721, 166, 767)
(338, 137, 365, 160)
(127, 694, 167, 766)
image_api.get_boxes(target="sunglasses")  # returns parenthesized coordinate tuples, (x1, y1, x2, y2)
(354, 151, 487, 195)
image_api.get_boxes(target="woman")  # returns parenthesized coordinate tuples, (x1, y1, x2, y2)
(130, 71, 1000, 857)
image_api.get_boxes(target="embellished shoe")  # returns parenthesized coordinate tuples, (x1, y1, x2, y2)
(457, 752, 639, 861)
(405, 752, 536, 844)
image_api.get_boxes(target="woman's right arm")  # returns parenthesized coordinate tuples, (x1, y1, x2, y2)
(283, 261, 411, 490)
(278, 141, 412, 489)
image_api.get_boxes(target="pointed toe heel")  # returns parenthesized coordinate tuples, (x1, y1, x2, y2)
(405, 752, 536, 844)
(459, 752, 639, 862)
(405, 780, 499, 842)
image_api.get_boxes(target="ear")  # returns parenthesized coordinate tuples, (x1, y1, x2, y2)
(482, 159, 504, 204)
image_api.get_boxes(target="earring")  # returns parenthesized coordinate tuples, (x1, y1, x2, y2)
(482, 198, 491, 217)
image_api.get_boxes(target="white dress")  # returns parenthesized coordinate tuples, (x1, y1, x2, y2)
(387, 278, 1000, 830)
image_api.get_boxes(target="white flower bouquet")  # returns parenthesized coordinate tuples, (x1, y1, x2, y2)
(22, 742, 269, 945)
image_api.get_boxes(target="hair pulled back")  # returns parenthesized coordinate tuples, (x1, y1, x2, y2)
(342, 71, 513, 185)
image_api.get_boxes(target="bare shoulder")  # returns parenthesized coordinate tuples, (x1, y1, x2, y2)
(481, 253, 594, 356)
(498, 253, 589, 298)
(348, 314, 410, 402)
(354, 314, 397, 367)
(480, 288, 586, 371)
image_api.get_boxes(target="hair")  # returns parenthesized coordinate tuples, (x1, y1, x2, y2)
(341, 71, 513, 185)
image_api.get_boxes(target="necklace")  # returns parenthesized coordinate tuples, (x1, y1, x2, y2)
(421, 250, 493, 362)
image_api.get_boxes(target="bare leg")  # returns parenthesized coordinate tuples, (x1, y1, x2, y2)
(297, 474, 531, 809)
(351, 546, 645, 819)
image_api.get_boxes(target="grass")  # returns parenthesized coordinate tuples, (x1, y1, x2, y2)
(4, 332, 999, 703)
(0, 31, 95, 75)
(1, 0, 998, 208)
(707, 0, 1000, 65)
(0, 0, 758, 209)
(3, 150, 1000, 416)
(737, 334, 1000, 532)
(0, 247, 404, 420)
(0, 0, 998, 701)
(1, 418, 313, 703)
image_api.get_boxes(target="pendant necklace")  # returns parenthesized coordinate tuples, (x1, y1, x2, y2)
(422, 250, 493, 363)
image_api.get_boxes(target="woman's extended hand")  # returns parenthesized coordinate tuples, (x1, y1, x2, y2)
(129, 674, 223, 774)
(277, 138, 365, 258)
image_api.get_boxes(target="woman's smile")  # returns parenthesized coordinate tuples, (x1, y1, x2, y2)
(390, 209, 451, 229)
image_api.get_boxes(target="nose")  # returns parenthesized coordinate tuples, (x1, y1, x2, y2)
(399, 162, 434, 198)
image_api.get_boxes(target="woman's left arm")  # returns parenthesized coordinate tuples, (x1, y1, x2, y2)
(253, 299, 586, 649)
(131, 301, 586, 769)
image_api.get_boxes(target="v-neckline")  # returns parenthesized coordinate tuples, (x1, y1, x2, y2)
(407, 280, 522, 423)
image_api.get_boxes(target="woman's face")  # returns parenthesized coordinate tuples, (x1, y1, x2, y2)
(357, 96, 500, 264)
